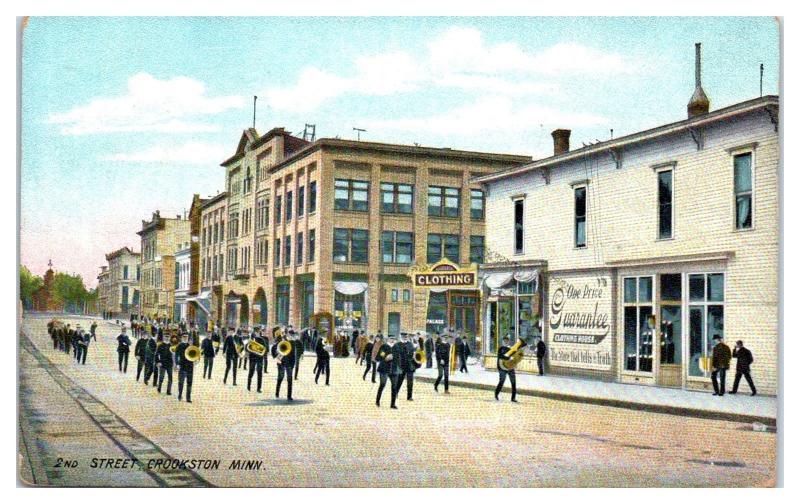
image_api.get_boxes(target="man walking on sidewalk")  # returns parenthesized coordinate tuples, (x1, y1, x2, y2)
(711, 334, 731, 396)
(535, 336, 547, 376)
(730, 340, 757, 396)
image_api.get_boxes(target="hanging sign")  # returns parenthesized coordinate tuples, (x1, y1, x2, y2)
(409, 258, 478, 289)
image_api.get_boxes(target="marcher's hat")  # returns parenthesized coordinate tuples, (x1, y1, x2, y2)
(712, 335, 722, 340)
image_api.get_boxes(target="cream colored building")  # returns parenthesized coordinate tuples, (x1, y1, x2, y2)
(137, 211, 191, 320)
(96, 266, 112, 316)
(476, 95, 779, 395)
(199, 127, 530, 345)
(103, 246, 141, 318)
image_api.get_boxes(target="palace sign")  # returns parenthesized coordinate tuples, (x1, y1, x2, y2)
(409, 259, 478, 289)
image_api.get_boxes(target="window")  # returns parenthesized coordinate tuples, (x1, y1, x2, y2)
(734, 153, 753, 229)
(334, 179, 369, 211)
(296, 232, 303, 265)
(243, 167, 252, 194)
(255, 238, 269, 266)
(333, 228, 369, 263)
(391, 289, 399, 302)
(470, 189, 485, 219)
(274, 238, 281, 266)
(658, 169, 673, 239)
(286, 191, 293, 222)
(623, 276, 654, 373)
(284, 236, 291, 267)
(574, 186, 587, 248)
(381, 183, 413, 214)
(275, 196, 281, 224)
(427, 234, 459, 264)
(309, 181, 317, 213)
(381, 231, 414, 264)
(256, 197, 269, 230)
(469, 235, 485, 263)
(689, 273, 725, 377)
(402, 289, 411, 302)
(298, 186, 305, 217)
(308, 229, 316, 262)
(219, 221, 224, 241)
(136, 265, 140, 281)
(228, 212, 239, 239)
(123, 265, 129, 279)
(428, 186, 460, 217)
(514, 199, 524, 254)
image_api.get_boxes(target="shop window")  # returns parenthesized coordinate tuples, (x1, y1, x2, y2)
(623, 276, 654, 372)
(426, 292, 448, 335)
(734, 153, 753, 229)
(575, 186, 587, 248)
(335, 179, 369, 212)
(301, 280, 314, 328)
(659, 274, 682, 365)
(688, 273, 725, 377)
(658, 169, 673, 239)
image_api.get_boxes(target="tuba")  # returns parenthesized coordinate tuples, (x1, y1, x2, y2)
(413, 349, 426, 366)
(246, 339, 267, 357)
(185, 345, 201, 362)
(499, 338, 528, 371)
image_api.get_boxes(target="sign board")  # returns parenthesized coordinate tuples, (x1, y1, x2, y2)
(547, 272, 613, 371)
(409, 258, 478, 289)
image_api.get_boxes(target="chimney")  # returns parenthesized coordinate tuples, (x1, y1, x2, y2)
(687, 42, 710, 118)
(551, 129, 571, 156)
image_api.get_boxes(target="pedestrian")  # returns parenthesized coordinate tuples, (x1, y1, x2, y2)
(495, 336, 518, 402)
(459, 336, 471, 373)
(117, 326, 131, 373)
(535, 336, 547, 376)
(201, 332, 215, 380)
(375, 335, 400, 409)
(730, 340, 757, 396)
(362, 335, 375, 381)
(176, 333, 194, 403)
(434, 334, 451, 394)
(424, 333, 434, 368)
(711, 334, 732, 396)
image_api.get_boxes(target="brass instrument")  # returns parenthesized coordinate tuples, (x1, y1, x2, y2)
(169, 343, 179, 353)
(277, 340, 292, 357)
(246, 339, 267, 357)
(499, 338, 527, 371)
(185, 345, 201, 362)
(212, 340, 220, 349)
(235, 342, 244, 358)
(413, 349, 426, 366)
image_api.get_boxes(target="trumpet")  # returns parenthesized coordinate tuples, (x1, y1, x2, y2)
(246, 339, 267, 357)
(184, 345, 201, 362)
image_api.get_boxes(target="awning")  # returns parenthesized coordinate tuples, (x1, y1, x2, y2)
(333, 281, 368, 296)
(482, 270, 539, 290)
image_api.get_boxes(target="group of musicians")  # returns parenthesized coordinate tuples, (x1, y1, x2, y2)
(47, 319, 97, 365)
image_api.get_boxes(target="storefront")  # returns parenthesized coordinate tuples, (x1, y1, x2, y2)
(333, 275, 368, 333)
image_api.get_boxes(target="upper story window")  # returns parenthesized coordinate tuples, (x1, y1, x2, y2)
(309, 181, 317, 213)
(334, 179, 369, 212)
(228, 212, 240, 239)
(734, 152, 753, 230)
(427, 233, 459, 264)
(308, 229, 316, 263)
(513, 198, 524, 254)
(243, 167, 252, 194)
(381, 183, 413, 214)
(296, 232, 303, 264)
(333, 228, 369, 263)
(298, 186, 305, 217)
(657, 169, 673, 239)
(275, 195, 282, 224)
(469, 235, 485, 263)
(381, 231, 414, 264)
(428, 186, 460, 217)
(256, 196, 269, 230)
(284, 236, 291, 267)
(574, 186, 587, 248)
(286, 191, 293, 222)
(470, 189, 485, 220)
(123, 265, 129, 279)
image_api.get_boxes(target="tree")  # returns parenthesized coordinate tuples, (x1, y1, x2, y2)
(52, 272, 92, 313)
(19, 265, 43, 309)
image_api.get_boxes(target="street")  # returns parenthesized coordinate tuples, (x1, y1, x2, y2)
(18, 314, 776, 487)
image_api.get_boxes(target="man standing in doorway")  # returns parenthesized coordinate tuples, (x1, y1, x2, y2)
(711, 334, 732, 397)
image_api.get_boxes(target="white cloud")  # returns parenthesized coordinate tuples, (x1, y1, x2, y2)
(47, 73, 245, 135)
(101, 141, 229, 165)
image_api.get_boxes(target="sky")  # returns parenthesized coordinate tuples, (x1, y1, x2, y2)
(20, 17, 779, 287)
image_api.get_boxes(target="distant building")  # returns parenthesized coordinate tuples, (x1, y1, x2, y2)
(97, 266, 111, 316)
(173, 241, 191, 323)
(102, 246, 141, 319)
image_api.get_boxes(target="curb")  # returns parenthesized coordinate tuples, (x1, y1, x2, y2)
(414, 376, 777, 427)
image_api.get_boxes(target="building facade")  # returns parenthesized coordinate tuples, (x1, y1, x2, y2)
(97, 266, 111, 315)
(173, 241, 191, 322)
(103, 246, 141, 318)
(476, 95, 779, 395)
(199, 127, 530, 347)
(137, 211, 191, 320)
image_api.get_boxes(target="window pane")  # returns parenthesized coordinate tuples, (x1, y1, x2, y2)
(397, 192, 413, 213)
(707, 304, 724, 347)
(660, 305, 682, 365)
(734, 153, 752, 193)
(427, 234, 441, 264)
(638, 306, 653, 372)
(736, 195, 752, 229)
(381, 231, 394, 263)
(624, 306, 638, 371)
(444, 235, 460, 263)
(689, 274, 705, 301)
(707, 274, 724, 302)
(575, 187, 586, 216)
(396, 232, 413, 264)
(514, 200, 524, 253)
(638, 277, 652, 303)
(351, 230, 369, 262)
(333, 229, 349, 262)
(352, 187, 369, 211)
(334, 187, 349, 210)
(382, 190, 395, 213)
(428, 187, 442, 216)
(660, 274, 681, 302)
(624, 278, 637, 303)
(689, 306, 705, 376)
(575, 218, 586, 247)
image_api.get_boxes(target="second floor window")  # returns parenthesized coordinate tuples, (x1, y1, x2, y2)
(275, 196, 282, 224)
(734, 152, 753, 229)
(309, 181, 317, 213)
(296, 232, 303, 264)
(334, 179, 369, 212)
(286, 191, 293, 222)
(658, 169, 673, 239)
(274, 238, 281, 266)
(574, 187, 587, 248)
(381, 231, 414, 264)
(284, 236, 291, 266)
(514, 199, 524, 254)
(308, 229, 316, 262)
(470, 189, 485, 219)
(123, 265, 129, 279)
(333, 228, 369, 263)
(428, 186, 460, 217)
(298, 186, 305, 217)
(427, 233, 459, 264)
(381, 183, 413, 214)
(469, 235, 485, 263)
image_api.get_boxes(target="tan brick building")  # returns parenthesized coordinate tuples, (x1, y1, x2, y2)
(96, 266, 111, 316)
(476, 95, 779, 395)
(198, 127, 530, 346)
(102, 246, 141, 318)
(137, 210, 191, 320)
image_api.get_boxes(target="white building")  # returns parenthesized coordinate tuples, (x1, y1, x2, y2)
(173, 241, 192, 323)
(476, 81, 779, 395)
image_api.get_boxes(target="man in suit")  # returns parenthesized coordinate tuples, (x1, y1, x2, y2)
(292, 330, 303, 380)
(730, 340, 757, 396)
(176, 333, 195, 402)
(711, 334, 732, 397)
(247, 327, 268, 393)
(222, 328, 241, 386)
(535, 336, 547, 376)
(239, 329, 249, 372)
(201, 333, 216, 379)
(211, 328, 222, 356)
(77, 327, 90, 364)
(394, 333, 418, 401)
(376, 335, 400, 409)
(155, 335, 173, 395)
(459, 336, 471, 373)
(424, 333, 435, 368)
(90, 321, 98, 340)
(314, 332, 331, 385)
(495, 336, 518, 402)
(362, 335, 375, 381)
(72, 325, 82, 361)
(434, 334, 451, 394)
(369, 334, 383, 383)
(273, 336, 296, 400)
(117, 327, 131, 373)
(134, 332, 148, 381)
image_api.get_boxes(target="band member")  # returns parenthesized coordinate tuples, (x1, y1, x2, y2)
(434, 334, 451, 394)
(535, 336, 547, 376)
(143, 333, 159, 388)
(394, 333, 417, 401)
(48, 320, 57, 349)
(134, 332, 148, 381)
(362, 335, 375, 381)
(239, 329, 249, 371)
(376, 335, 400, 409)
(201, 333, 215, 379)
(459, 336, 471, 373)
(212, 327, 222, 356)
(117, 327, 131, 373)
(153, 335, 172, 395)
(495, 336, 518, 402)
(90, 321, 98, 340)
(314, 332, 331, 385)
(369, 334, 383, 383)
(273, 336, 295, 401)
(176, 333, 194, 402)
(72, 325, 82, 361)
(222, 328, 241, 386)
(247, 327, 267, 393)
(424, 333, 434, 368)
(79, 327, 91, 365)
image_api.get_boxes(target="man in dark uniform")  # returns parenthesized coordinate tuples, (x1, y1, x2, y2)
(222, 328, 241, 386)
(314, 332, 331, 385)
(80, 328, 94, 365)
(292, 331, 303, 380)
(72, 325, 83, 361)
(362, 335, 375, 381)
(535, 336, 547, 376)
(176, 333, 194, 402)
(459, 336, 471, 373)
(711, 334, 732, 396)
(434, 334, 451, 394)
(730, 340, 757, 396)
(394, 333, 418, 401)
(376, 335, 400, 409)
(90, 321, 98, 340)
(117, 327, 131, 373)
(143, 333, 159, 388)
(495, 336, 518, 402)
(369, 334, 383, 383)
(134, 332, 148, 381)
(201, 333, 216, 379)
(424, 333, 435, 369)
(273, 336, 295, 400)
(247, 327, 267, 393)
(212, 328, 222, 356)
(155, 335, 173, 395)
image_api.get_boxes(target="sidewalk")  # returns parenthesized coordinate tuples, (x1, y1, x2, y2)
(413, 362, 777, 425)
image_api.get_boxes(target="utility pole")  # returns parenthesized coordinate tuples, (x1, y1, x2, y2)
(253, 95, 257, 129)
(353, 127, 366, 141)
(760, 63, 764, 97)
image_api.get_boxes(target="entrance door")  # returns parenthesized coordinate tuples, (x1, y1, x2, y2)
(657, 274, 683, 387)
(450, 293, 478, 352)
